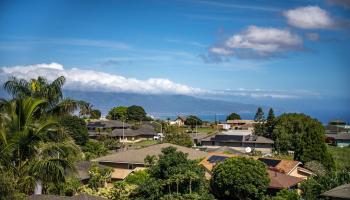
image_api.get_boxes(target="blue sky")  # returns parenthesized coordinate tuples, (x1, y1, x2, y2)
(0, 0, 349, 114)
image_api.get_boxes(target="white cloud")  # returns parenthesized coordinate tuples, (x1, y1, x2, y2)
(0, 63, 203, 95)
(203, 26, 303, 61)
(283, 6, 335, 29)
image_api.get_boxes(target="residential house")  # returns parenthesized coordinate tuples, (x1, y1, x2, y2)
(199, 153, 308, 195)
(200, 130, 274, 154)
(217, 123, 231, 130)
(170, 116, 187, 126)
(87, 119, 131, 138)
(92, 143, 208, 180)
(226, 119, 256, 130)
(257, 158, 313, 180)
(321, 183, 350, 200)
(326, 133, 350, 147)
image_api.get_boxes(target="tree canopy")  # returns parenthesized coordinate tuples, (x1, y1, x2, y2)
(59, 115, 88, 145)
(226, 112, 241, 120)
(107, 106, 128, 120)
(132, 146, 213, 200)
(184, 115, 202, 131)
(210, 157, 270, 200)
(273, 113, 334, 170)
(127, 105, 147, 121)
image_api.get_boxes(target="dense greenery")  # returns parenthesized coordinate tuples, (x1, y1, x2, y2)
(253, 107, 266, 135)
(163, 125, 193, 147)
(300, 170, 350, 200)
(271, 189, 300, 200)
(127, 105, 147, 121)
(185, 115, 203, 131)
(226, 112, 241, 120)
(90, 109, 102, 119)
(328, 146, 350, 171)
(59, 115, 89, 145)
(210, 157, 270, 200)
(273, 113, 334, 170)
(131, 146, 213, 200)
(81, 140, 109, 160)
(0, 76, 82, 197)
(107, 106, 128, 120)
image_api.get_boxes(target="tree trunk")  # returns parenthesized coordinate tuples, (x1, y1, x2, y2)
(34, 180, 42, 195)
(189, 179, 192, 194)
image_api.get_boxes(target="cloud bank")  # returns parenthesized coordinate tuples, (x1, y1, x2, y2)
(283, 6, 335, 29)
(0, 63, 202, 95)
(203, 26, 303, 61)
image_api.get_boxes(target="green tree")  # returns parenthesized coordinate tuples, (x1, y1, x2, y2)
(300, 170, 350, 200)
(210, 157, 270, 200)
(59, 115, 88, 145)
(125, 170, 150, 186)
(272, 189, 300, 200)
(127, 105, 147, 121)
(90, 109, 101, 119)
(3, 76, 81, 116)
(254, 107, 265, 121)
(226, 112, 241, 120)
(164, 125, 193, 147)
(264, 108, 276, 138)
(0, 97, 80, 195)
(107, 106, 128, 120)
(82, 140, 109, 160)
(133, 146, 211, 200)
(184, 115, 202, 132)
(79, 102, 93, 118)
(87, 164, 112, 190)
(253, 107, 266, 135)
(273, 113, 335, 170)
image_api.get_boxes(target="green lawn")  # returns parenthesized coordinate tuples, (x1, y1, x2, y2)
(328, 145, 350, 170)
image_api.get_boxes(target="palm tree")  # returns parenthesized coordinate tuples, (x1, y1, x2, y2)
(79, 101, 93, 118)
(0, 97, 80, 195)
(3, 76, 81, 116)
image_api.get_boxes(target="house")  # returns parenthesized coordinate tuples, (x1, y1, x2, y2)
(217, 123, 231, 130)
(109, 124, 158, 143)
(325, 120, 350, 135)
(200, 130, 274, 154)
(92, 143, 208, 180)
(199, 153, 305, 194)
(257, 158, 313, 180)
(226, 119, 256, 130)
(325, 133, 350, 147)
(27, 194, 106, 200)
(321, 183, 350, 200)
(171, 116, 187, 126)
(87, 119, 131, 138)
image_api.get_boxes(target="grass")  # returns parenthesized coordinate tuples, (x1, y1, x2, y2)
(328, 145, 350, 170)
(131, 140, 159, 149)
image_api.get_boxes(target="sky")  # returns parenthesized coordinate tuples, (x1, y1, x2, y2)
(0, 0, 349, 118)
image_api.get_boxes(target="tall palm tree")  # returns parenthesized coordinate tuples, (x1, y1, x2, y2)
(3, 76, 81, 116)
(79, 101, 93, 118)
(0, 97, 81, 195)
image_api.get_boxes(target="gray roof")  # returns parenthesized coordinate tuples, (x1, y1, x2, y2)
(111, 125, 157, 137)
(202, 133, 274, 144)
(206, 146, 245, 155)
(87, 120, 131, 129)
(93, 143, 208, 165)
(326, 133, 350, 140)
(72, 161, 109, 180)
(27, 194, 106, 200)
(322, 184, 350, 199)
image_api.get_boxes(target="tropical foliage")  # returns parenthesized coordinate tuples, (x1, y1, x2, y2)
(210, 157, 270, 200)
(226, 112, 241, 120)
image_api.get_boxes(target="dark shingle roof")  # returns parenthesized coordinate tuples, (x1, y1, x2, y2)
(111, 125, 157, 137)
(322, 184, 350, 199)
(87, 120, 131, 129)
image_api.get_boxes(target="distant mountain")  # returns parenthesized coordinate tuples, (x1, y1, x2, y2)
(63, 90, 259, 117)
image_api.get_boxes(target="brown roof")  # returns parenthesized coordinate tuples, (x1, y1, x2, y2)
(111, 125, 157, 137)
(322, 184, 350, 199)
(326, 133, 350, 140)
(93, 143, 208, 165)
(87, 120, 131, 129)
(27, 194, 106, 200)
(199, 152, 239, 172)
(72, 161, 109, 180)
(268, 170, 304, 189)
(258, 158, 301, 174)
